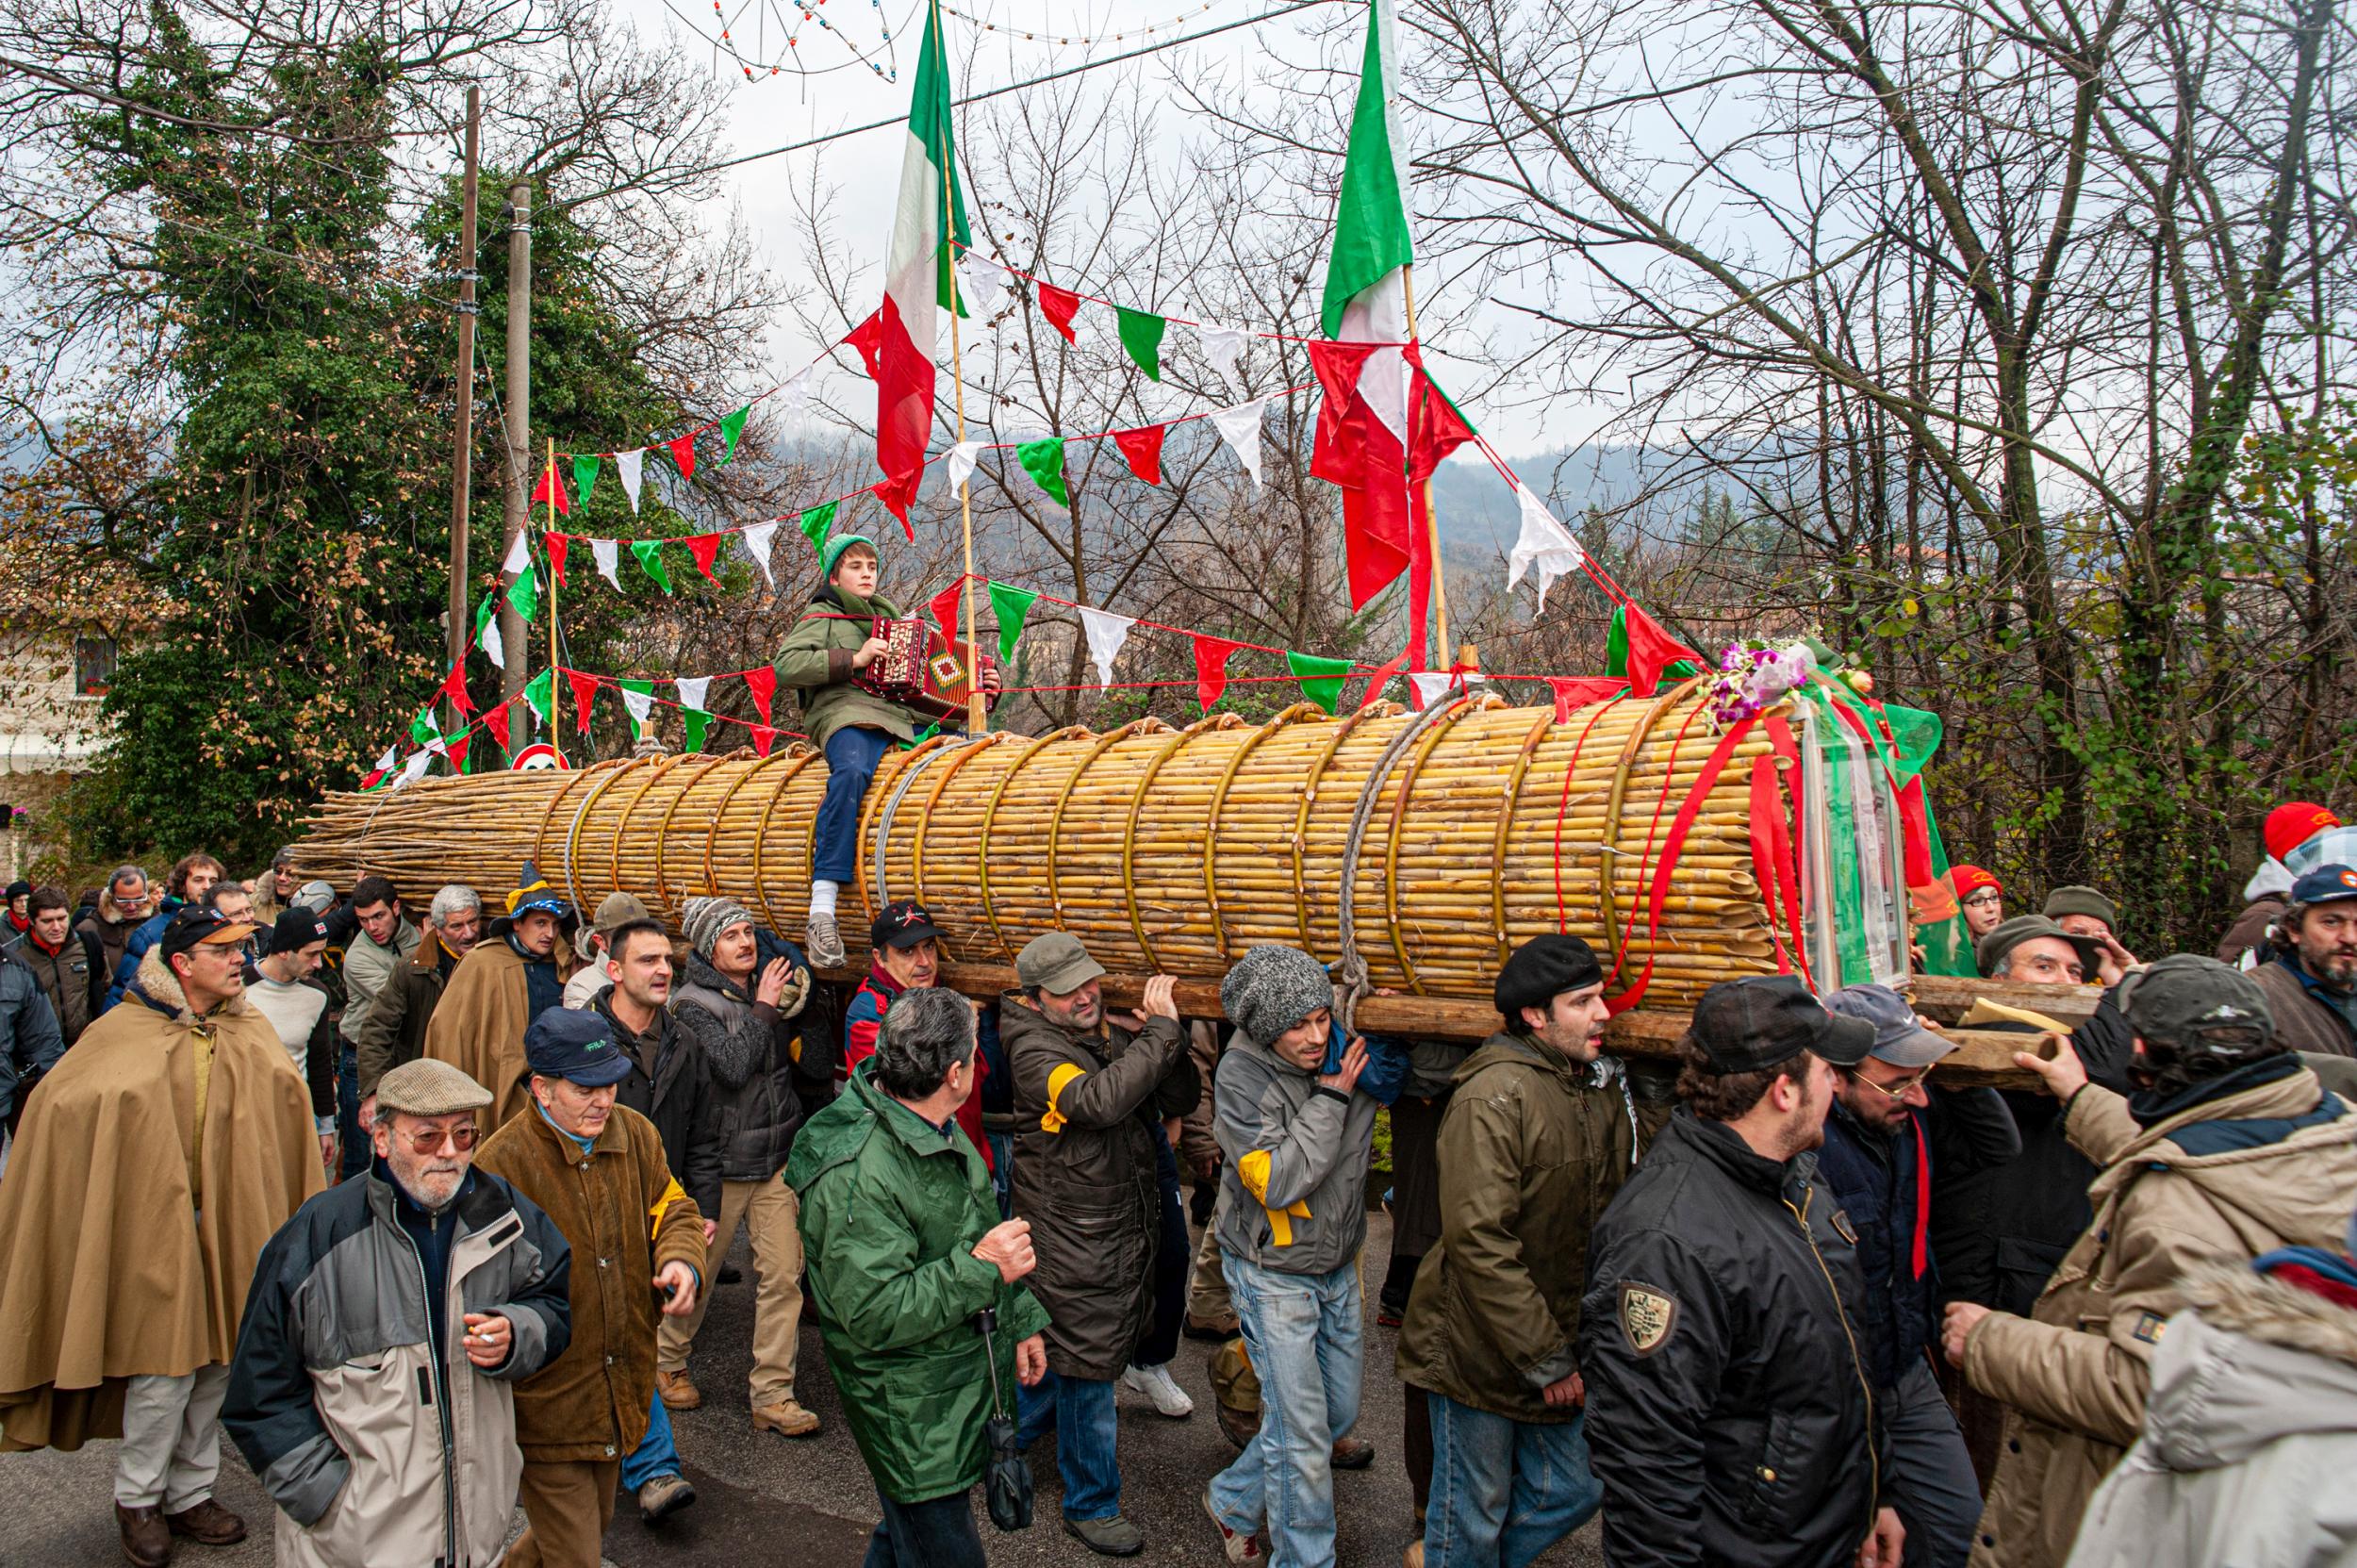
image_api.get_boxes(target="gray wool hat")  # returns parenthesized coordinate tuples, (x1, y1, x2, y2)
(1220, 945, 1333, 1046)
(682, 896, 756, 960)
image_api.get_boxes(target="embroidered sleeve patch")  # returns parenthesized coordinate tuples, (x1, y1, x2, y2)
(2130, 1311, 2167, 1345)
(1619, 1282, 1679, 1356)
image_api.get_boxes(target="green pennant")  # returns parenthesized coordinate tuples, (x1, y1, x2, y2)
(1605, 603, 1628, 678)
(631, 539, 674, 594)
(572, 453, 600, 506)
(683, 707, 712, 753)
(618, 677, 656, 738)
(1115, 306, 1165, 382)
(1286, 651, 1351, 715)
(472, 592, 497, 635)
(1015, 437, 1070, 509)
(799, 500, 837, 554)
(506, 565, 539, 621)
(718, 406, 750, 463)
(986, 581, 1038, 661)
(521, 668, 554, 724)
(409, 706, 440, 748)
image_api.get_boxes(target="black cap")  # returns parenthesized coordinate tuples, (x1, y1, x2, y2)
(4, 881, 28, 900)
(268, 907, 330, 955)
(158, 903, 256, 959)
(1494, 934, 1605, 1016)
(523, 1007, 634, 1087)
(1690, 975, 1875, 1074)
(2116, 954, 2275, 1052)
(870, 900, 944, 952)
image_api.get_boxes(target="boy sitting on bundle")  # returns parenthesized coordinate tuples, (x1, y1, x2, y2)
(775, 533, 997, 967)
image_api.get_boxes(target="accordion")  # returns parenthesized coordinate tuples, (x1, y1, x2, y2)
(853, 617, 999, 721)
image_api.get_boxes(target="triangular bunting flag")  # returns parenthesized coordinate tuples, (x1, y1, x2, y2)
(667, 435, 697, 483)
(931, 580, 966, 637)
(1037, 283, 1082, 342)
(591, 536, 622, 590)
(410, 706, 440, 749)
(684, 533, 724, 583)
(615, 450, 645, 513)
(1508, 483, 1585, 608)
(1409, 670, 1484, 709)
(1195, 321, 1248, 388)
(545, 532, 569, 587)
(744, 666, 777, 725)
(398, 749, 434, 787)
(1077, 605, 1134, 688)
(750, 724, 779, 758)
(1357, 648, 1412, 709)
(1015, 437, 1070, 509)
(1548, 676, 1627, 723)
(799, 501, 837, 555)
(632, 539, 674, 594)
(1614, 602, 1703, 697)
(475, 593, 504, 669)
(1194, 635, 1241, 711)
(1211, 399, 1268, 488)
(1112, 424, 1166, 486)
(506, 568, 538, 622)
(682, 707, 712, 753)
(618, 678, 656, 737)
(1115, 306, 1165, 381)
(946, 439, 983, 493)
(572, 454, 600, 507)
(875, 478, 917, 541)
(485, 701, 512, 753)
(987, 581, 1037, 660)
(360, 745, 398, 791)
(438, 666, 475, 718)
(530, 465, 569, 517)
(1286, 651, 1351, 714)
(567, 668, 600, 733)
(742, 520, 780, 589)
(443, 734, 471, 773)
(957, 251, 1014, 322)
(503, 532, 532, 577)
(718, 406, 750, 462)
(675, 676, 711, 712)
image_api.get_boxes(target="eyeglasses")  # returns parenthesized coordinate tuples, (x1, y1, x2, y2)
(1847, 1067, 1931, 1102)
(1962, 893, 2003, 909)
(402, 1124, 480, 1154)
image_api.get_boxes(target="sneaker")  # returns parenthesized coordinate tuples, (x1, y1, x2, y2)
(751, 1397, 821, 1437)
(1064, 1514, 1146, 1557)
(1376, 1303, 1405, 1329)
(1203, 1489, 1263, 1564)
(1120, 1362, 1195, 1418)
(805, 911, 847, 969)
(655, 1368, 702, 1411)
(638, 1472, 698, 1524)
(163, 1499, 247, 1545)
(1332, 1435, 1376, 1470)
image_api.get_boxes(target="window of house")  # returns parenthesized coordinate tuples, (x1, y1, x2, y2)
(73, 635, 117, 697)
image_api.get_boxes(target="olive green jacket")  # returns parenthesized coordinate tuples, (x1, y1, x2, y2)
(772, 589, 919, 749)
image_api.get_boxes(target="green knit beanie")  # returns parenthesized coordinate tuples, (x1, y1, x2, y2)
(822, 533, 879, 582)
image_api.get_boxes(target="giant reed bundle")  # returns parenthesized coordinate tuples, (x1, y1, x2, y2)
(294, 685, 1789, 1009)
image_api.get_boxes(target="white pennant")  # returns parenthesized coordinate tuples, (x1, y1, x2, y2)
(1507, 483, 1587, 609)
(591, 537, 622, 591)
(480, 613, 504, 669)
(945, 439, 983, 494)
(957, 253, 1014, 323)
(1409, 670, 1486, 709)
(674, 676, 711, 713)
(776, 366, 812, 424)
(1077, 605, 1136, 689)
(1210, 399, 1268, 489)
(615, 449, 645, 514)
(742, 520, 780, 588)
(1195, 321, 1249, 390)
(396, 750, 434, 788)
(370, 745, 398, 776)
(502, 532, 531, 576)
(618, 684, 655, 731)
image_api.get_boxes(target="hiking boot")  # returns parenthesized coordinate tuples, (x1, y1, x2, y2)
(805, 912, 847, 969)
(1215, 1396, 1259, 1450)
(115, 1504, 171, 1568)
(1119, 1362, 1195, 1418)
(1064, 1514, 1146, 1557)
(1203, 1490, 1262, 1564)
(751, 1397, 821, 1437)
(1332, 1436, 1376, 1470)
(1184, 1310, 1240, 1341)
(163, 1499, 246, 1545)
(655, 1368, 702, 1411)
(638, 1472, 698, 1524)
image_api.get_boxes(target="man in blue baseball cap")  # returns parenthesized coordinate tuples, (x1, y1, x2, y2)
(424, 861, 581, 1127)
(476, 1007, 707, 1568)
(2249, 865, 2357, 1057)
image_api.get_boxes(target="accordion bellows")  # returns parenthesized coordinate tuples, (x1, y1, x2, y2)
(293, 688, 1789, 1008)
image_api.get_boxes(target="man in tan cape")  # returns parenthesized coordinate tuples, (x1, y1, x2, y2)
(425, 862, 578, 1127)
(0, 903, 325, 1567)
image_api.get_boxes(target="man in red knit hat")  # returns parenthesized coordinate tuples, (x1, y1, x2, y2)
(2219, 802, 2342, 966)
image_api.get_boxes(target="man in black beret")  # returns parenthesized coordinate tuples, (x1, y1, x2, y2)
(1393, 935, 1661, 1568)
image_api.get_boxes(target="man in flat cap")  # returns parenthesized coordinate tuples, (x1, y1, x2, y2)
(1395, 934, 1660, 1568)
(224, 1060, 574, 1568)
(0, 903, 323, 1567)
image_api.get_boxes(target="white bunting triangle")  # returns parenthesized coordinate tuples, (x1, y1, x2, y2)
(618, 684, 655, 731)
(946, 439, 983, 494)
(1507, 484, 1587, 609)
(371, 745, 398, 775)
(1077, 605, 1136, 689)
(480, 613, 504, 669)
(1195, 322, 1249, 390)
(591, 537, 622, 591)
(1409, 670, 1486, 709)
(742, 520, 780, 589)
(674, 676, 711, 713)
(502, 532, 531, 576)
(615, 449, 645, 514)
(776, 366, 811, 424)
(396, 750, 434, 787)
(957, 253, 1015, 323)
(1210, 399, 1268, 489)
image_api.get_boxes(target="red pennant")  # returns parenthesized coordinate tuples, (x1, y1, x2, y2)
(872, 476, 918, 539)
(1547, 676, 1628, 723)
(530, 464, 570, 517)
(750, 724, 778, 758)
(439, 666, 475, 717)
(1356, 648, 1412, 710)
(685, 533, 723, 582)
(444, 734, 470, 772)
(1193, 635, 1242, 711)
(743, 666, 777, 726)
(1403, 349, 1479, 674)
(846, 310, 884, 381)
(931, 579, 966, 636)
(1305, 340, 1381, 401)
(567, 668, 600, 734)
(545, 532, 569, 586)
(484, 702, 512, 753)
(1112, 424, 1167, 486)
(667, 435, 697, 483)
(1037, 284, 1082, 342)
(1621, 602, 1703, 696)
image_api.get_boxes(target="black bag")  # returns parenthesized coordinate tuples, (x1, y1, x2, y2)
(975, 1307, 1033, 1531)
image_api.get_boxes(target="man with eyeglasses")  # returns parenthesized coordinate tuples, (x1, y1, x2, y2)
(1819, 986, 2019, 1568)
(223, 1058, 574, 1568)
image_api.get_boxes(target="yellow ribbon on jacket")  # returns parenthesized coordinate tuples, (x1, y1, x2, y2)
(1039, 1063, 1087, 1133)
(1236, 1148, 1312, 1246)
(649, 1176, 687, 1237)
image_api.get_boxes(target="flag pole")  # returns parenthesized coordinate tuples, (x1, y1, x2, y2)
(545, 437, 564, 748)
(935, 0, 985, 735)
(1397, 265, 1465, 671)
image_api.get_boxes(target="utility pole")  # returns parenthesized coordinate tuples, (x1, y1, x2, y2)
(443, 86, 482, 734)
(497, 175, 533, 705)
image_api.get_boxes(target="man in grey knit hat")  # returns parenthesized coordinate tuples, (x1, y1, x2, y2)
(1203, 945, 1379, 1568)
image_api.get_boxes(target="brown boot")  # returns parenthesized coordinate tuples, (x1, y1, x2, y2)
(115, 1504, 171, 1568)
(1331, 1436, 1376, 1470)
(655, 1368, 702, 1411)
(164, 1499, 247, 1545)
(750, 1397, 820, 1437)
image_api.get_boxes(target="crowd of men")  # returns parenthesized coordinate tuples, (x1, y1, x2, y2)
(0, 790, 2349, 1568)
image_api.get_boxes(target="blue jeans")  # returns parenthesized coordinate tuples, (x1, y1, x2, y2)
(620, 1389, 682, 1492)
(336, 1043, 367, 1180)
(813, 726, 894, 884)
(1423, 1393, 1601, 1568)
(1015, 1370, 1121, 1521)
(1207, 1250, 1363, 1568)
(862, 1485, 986, 1568)
(985, 1130, 1014, 1218)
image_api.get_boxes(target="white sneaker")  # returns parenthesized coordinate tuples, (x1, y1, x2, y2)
(804, 911, 846, 969)
(1122, 1362, 1195, 1418)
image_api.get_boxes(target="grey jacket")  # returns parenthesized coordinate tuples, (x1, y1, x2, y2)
(0, 947, 64, 1125)
(1211, 1030, 1379, 1277)
(671, 950, 827, 1182)
(2066, 1257, 2357, 1568)
(338, 918, 420, 1048)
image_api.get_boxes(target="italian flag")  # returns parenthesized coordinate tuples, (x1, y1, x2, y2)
(870, 2, 971, 525)
(1311, 0, 1468, 668)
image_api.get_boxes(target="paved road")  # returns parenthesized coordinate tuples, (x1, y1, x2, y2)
(1, 1211, 1602, 1567)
